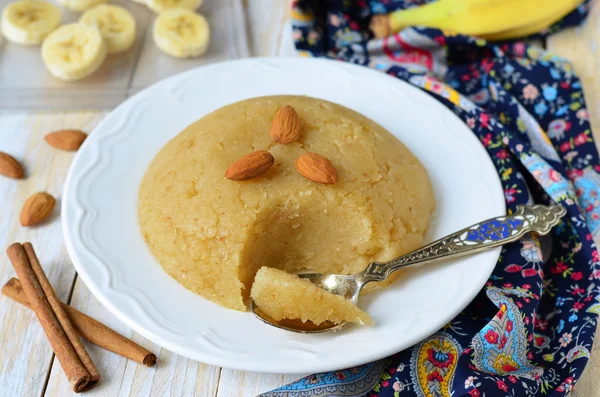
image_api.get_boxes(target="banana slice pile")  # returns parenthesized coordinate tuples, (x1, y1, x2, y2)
(1, 0, 210, 82)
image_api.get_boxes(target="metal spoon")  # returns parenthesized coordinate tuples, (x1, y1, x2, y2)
(251, 204, 566, 334)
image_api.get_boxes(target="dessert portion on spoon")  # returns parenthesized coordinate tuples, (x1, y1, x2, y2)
(251, 204, 566, 334)
(251, 267, 372, 327)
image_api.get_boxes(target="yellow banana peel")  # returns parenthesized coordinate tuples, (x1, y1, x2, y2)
(371, 0, 583, 40)
(480, 10, 569, 41)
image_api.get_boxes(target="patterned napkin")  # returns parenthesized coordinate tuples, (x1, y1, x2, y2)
(261, 1, 600, 396)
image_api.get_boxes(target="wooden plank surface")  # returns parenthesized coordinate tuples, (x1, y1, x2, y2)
(0, 111, 104, 396)
(1, 1, 600, 396)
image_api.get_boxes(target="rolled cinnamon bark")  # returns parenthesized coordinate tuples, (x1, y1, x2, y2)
(6, 243, 95, 393)
(23, 242, 101, 388)
(2, 277, 157, 367)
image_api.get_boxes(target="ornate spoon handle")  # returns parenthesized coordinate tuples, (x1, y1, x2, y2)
(362, 204, 566, 283)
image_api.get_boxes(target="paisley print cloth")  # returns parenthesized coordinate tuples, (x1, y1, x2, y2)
(262, 1, 599, 396)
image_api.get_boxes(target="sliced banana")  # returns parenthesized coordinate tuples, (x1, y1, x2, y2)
(56, 0, 107, 13)
(41, 23, 107, 81)
(80, 4, 136, 54)
(147, 0, 202, 14)
(1, 0, 61, 45)
(153, 9, 209, 59)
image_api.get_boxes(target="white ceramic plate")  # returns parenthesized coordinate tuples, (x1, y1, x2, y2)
(63, 58, 505, 374)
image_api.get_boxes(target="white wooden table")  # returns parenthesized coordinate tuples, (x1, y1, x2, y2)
(1, 1, 599, 396)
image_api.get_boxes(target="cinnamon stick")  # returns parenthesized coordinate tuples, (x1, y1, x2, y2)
(24, 243, 101, 387)
(6, 243, 96, 393)
(2, 277, 157, 367)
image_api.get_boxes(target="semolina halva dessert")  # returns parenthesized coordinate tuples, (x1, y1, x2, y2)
(138, 95, 435, 324)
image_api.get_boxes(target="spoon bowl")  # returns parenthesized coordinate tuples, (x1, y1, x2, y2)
(251, 300, 342, 333)
(251, 273, 365, 334)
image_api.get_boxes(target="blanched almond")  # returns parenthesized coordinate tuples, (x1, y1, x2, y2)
(294, 152, 337, 184)
(270, 106, 301, 144)
(0, 152, 24, 179)
(45, 129, 87, 151)
(20, 192, 56, 226)
(225, 150, 274, 181)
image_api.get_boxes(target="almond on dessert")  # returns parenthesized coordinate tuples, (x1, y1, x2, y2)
(270, 105, 301, 144)
(294, 152, 337, 184)
(225, 150, 274, 181)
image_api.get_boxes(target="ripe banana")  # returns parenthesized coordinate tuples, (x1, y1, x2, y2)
(80, 4, 136, 54)
(372, 0, 583, 39)
(480, 11, 568, 41)
(1, 0, 61, 45)
(41, 23, 107, 81)
(147, 0, 202, 14)
(153, 8, 209, 58)
(56, 0, 107, 13)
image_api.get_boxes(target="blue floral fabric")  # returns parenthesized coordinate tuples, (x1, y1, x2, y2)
(261, 1, 600, 397)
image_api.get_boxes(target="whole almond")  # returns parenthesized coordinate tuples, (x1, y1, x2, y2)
(294, 152, 337, 184)
(0, 152, 24, 179)
(20, 192, 56, 226)
(225, 150, 274, 181)
(45, 129, 87, 151)
(270, 106, 301, 144)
